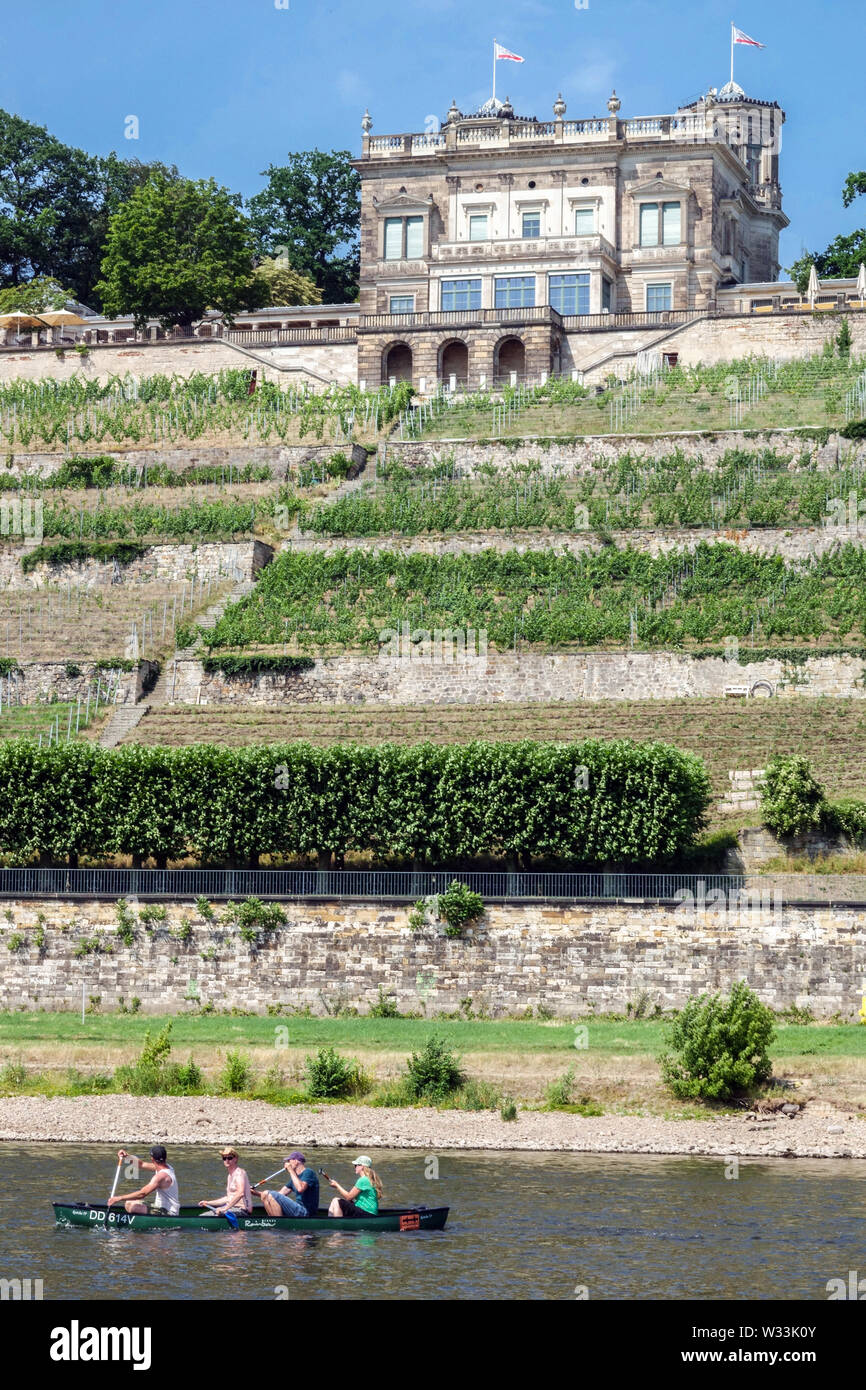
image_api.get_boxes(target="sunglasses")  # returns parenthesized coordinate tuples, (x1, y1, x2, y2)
(221, 1156, 235, 1162)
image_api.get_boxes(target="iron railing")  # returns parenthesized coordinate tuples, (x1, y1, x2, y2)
(0, 868, 748, 901)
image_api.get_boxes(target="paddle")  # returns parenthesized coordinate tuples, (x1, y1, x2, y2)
(202, 1203, 239, 1229)
(108, 1157, 123, 1208)
(252, 1166, 290, 1190)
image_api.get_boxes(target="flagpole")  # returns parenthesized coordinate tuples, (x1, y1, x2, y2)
(730, 21, 734, 86)
(492, 40, 496, 104)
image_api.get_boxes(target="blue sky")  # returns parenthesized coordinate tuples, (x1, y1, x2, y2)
(1, 0, 863, 270)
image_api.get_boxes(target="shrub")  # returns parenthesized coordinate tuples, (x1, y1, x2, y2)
(195, 897, 215, 921)
(218, 1052, 252, 1094)
(840, 419, 866, 439)
(114, 1021, 177, 1094)
(453, 1078, 502, 1111)
(659, 981, 776, 1101)
(760, 755, 826, 836)
(404, 1036, 464, 1102)
(436, 881, 484, 938)
(545, 1066, 576, 1108)
(500, 1098, 518, 1122)
(304, 1046, 368, 1099)
(369, 987, 401, 1018)
(0, 1057, 27, 1088)
(115, 900, 136, 947)
(823, 798, 866, 841)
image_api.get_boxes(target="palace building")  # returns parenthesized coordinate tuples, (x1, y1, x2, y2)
(354, 83, 787, 390)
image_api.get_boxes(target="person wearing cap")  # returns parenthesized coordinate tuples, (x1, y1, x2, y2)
(255, 1152, 320, 1218)
(327, 1156, 382, 1219)
(109, 1146, 180, 1216)
(197, 1148, 253, 1215)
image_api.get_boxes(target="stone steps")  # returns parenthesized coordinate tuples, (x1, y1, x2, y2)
(98, 702, 151, 749)
(149, 577, 256, 707)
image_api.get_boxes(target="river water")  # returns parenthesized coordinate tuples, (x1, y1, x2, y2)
(2, 1144, 865, 1300)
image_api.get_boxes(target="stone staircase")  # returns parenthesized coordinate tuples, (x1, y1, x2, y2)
(98, 702, 151, 748)
(148, 576, 256, 707)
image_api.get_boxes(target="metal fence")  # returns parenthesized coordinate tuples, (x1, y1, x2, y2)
(0, 868, 747, 901)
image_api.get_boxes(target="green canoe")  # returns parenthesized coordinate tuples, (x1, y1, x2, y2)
(53, 1202, 448, 1233)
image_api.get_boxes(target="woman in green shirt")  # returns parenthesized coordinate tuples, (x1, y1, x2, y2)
(327, 1155, 382, 1218)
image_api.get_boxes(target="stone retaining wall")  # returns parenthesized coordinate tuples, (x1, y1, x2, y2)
(288, 525, 865, 564)
(4, 660, 154, 705)
(0, 540, 273, 591)
(2, 442, 367, 478)
(0, 339, 356, 387)
(0, 897, 863, 1018)
(169, 650, 866, 706)
(383, 429, 861, 474)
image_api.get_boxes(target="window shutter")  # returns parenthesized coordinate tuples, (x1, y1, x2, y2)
(639, 203, 659, 246)
(384, 219, 403, 260)
(405, 217, 424, 258)
(662, 203, 681, 245)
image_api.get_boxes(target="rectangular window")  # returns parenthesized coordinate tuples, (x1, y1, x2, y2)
(602, 276, 612, 312)
(384, 218, 403, 260)
(522, 211, 541, 239)
(574, 207, 595, 236)
(646, 283, 672, 312)
(468, 214, 488, 242)
(662, 202, 681, 246)
(639, 203, 659, 246)
(389, 296, 414, 314)
(441, 278, 482, 311)
(405, 216, 424, 259)
(494, 276, 535, 309)
(549, 273, 590, 315)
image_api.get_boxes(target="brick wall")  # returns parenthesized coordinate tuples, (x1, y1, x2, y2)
(1, 897, 863, 1017)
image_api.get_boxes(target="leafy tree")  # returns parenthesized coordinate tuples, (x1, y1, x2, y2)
(788, 171, 866, 292)
(760, 754, 826, 836)
(660, 981, 775, 1101)
(252, 254, 322, 307)
(248, 150, 360, 303)
(96, 173, 264, 330)
(0, 275, 71, 313)
(0, 108, 179, 307)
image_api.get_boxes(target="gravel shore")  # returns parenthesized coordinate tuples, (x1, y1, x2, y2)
(1, 1094, 865, 1157)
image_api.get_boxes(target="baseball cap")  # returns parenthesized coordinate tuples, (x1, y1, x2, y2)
(352, 1155, 372, 1167)
(286, 1151, 305, 1163)
(150, 1145, 167, 1163)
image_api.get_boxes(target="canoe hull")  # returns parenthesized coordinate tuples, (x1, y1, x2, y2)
(53, 1202, 448, 1233)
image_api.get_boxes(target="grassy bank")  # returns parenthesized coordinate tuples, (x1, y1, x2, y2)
(1, 1013, 865, 1117)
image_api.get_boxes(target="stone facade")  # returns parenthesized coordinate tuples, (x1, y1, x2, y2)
(7, 660, 154, 705)
(2, 443, 367, 478)
(1, 896, 863, 1018)
(355, 87, 786, 388)
(0, 540, 272, 591)
(167, 650, 866, 706)
(0, 338, 356, 388)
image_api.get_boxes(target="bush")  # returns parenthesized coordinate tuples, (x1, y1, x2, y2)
(823, 798, 866, 841)
(544, 1066, 576, 1107)
(840, 419, 866, 439)
(304, 1046, 368, 1099)
(453, 1078, 502, 1111)
(369, 987, 401, 1018)
(436, 881, 484, 938)
(659, 981, 776, 1101)
(760, 755, 826, 836)
(404, 1036, 464, 1102)
(500, 1098, 518, 1122)
(219, 1052, 253, 1094)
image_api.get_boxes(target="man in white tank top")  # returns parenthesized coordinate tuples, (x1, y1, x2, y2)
(108, 1146, 180, 1216)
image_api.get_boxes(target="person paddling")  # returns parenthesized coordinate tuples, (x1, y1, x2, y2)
(326, 1155, 382, 1218)
(198, 1147, 253, 1216)
(108, 1146, 180, 1216)
(255, 1151, 319, 1218)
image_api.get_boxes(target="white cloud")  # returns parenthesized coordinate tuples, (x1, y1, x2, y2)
(336, 69, 366, 105)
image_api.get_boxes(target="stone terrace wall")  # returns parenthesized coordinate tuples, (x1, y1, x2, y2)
(659, 310, 866, 369)
(0, 897, 863, 1018)
(8, 660, 153, 704)
(0, 540, 274, 591)
(288, 525, 865, 564)
(383, 429, 861, 475)
(3, 442, 368, 478)
(0, 339, 356, 387)
(168, 650, 866, 705)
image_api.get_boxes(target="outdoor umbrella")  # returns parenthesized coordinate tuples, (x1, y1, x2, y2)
(807, 264, 819, 306)
(856, 263, 866, 303)
(35, 310, 86, 326)
(0, 312, 48, 330)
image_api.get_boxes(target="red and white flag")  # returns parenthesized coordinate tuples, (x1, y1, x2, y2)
(494, 42, 524, 62)
(732, 25, 765, 47)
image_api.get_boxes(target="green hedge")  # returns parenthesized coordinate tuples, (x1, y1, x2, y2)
(21, 540, 145, 573)
(201, 655, 315, 677)
(0, 738, 710, 866)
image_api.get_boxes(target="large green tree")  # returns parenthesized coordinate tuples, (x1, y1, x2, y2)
(0, 109, 178, 307)
(252, 255, 322, 307)
(247, 150, 360, 303)
(788, 171, 866, 292)
(96, 173, 263, 330)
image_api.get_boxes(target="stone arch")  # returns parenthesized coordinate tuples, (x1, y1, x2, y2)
(383, 341, 413, 383)
(495, 336, 526, 382)
(438, 338, 469, 386)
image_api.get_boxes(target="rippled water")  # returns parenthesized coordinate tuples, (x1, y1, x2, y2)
(2, 1144, 864, 1300)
